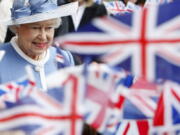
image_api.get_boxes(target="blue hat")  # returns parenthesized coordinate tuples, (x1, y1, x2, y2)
(6, 0, 78, 25)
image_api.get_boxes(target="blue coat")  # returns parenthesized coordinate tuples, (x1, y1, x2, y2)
(0, 39, 74, 89)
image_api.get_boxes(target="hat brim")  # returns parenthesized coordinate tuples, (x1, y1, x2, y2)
(6, 1, 78, 26)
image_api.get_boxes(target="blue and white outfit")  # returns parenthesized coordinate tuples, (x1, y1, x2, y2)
(0, 0, 78, 90)
(0, 37, 74, 90)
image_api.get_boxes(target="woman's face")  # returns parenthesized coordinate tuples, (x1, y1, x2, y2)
(16, 19, 57, 59)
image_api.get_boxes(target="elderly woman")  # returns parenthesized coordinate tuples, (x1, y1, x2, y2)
(0, 0, 78, 90)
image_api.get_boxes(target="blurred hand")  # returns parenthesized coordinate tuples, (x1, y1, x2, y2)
(0, 131, 25, 135)
(126, 0, 137, 4)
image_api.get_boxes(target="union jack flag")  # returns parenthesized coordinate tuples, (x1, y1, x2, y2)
(0, 68, 85, 135)
(0, 90, 70, 135)
(47, 63, 134, 133)
(56, 1, 180, 83)
(102, 77, 161, 135)
(0, 79, 35, 109)
(103, 0, 127, 15)
(84, 63, 117, 132)
(151, 81, 180, 135)
(54, 47, 74, 69)
(103, 0, 140, 15)
(107, 120, 151, 135)
(83, 63, 134, 133)
(121, 79, 159, 120)
(47, 67, 85, 135)
(56, 53, 64, 63)
(107, 79, 158, 133)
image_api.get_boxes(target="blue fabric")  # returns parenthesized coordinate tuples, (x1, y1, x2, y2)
(0, 43, 74, 88)
(11, 0, 58, 20)
(56, 47, 75, 68)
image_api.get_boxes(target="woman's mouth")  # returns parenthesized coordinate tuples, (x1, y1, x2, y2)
(33, 42, 48, 49)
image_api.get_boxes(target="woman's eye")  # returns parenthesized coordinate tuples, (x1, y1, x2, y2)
(46, 27, 53, 30)
(32, 27, 40, 30)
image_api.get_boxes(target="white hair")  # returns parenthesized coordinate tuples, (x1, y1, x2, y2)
(54, 18, 62, 28)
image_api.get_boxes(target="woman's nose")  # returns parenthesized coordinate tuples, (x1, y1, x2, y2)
(38, 29, 47, 41)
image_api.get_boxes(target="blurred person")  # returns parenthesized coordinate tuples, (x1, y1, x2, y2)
(0, 0, 13, 43)
(55, 0, 107, 65)
(0, 0, 78, 89)
(55, 0, 107, 34)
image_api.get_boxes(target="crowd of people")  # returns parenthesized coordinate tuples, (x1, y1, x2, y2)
(0, 0, 175, 134)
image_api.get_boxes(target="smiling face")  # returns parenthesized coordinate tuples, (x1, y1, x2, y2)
(16, 19, 59, 60)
